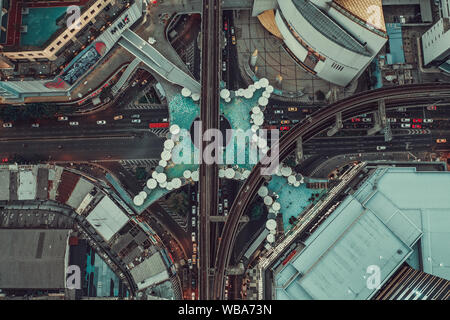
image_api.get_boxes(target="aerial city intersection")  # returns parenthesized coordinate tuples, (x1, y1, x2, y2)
(0, 0, 449, 310)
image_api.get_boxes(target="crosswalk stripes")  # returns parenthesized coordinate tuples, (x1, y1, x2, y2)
(149, 128, 169, 138)
(119, 159, 160, 172)
(124, 103, 168, 110)
(158, 201, 188, 231)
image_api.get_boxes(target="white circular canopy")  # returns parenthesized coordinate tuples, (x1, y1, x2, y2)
(259, 78, 269, 88)
(257, 138, 267, 149)
(156, 173, 167, 183)
(133, 195, 144, 206)
(252, 106, 261, 114)
(139, 191, 148, 200)
(169, 124, 180, 135)
(272, 202, 281, 211)
(234, 171, 242, 180)
(191, 93, 200, 101)
(244, 89, 253, 99)
(218, 168, 225, 178)
(164, 139, 175, 150)
(262, 91, 271, 98)
(183, 170, 192, 179)
(254, 117, 264, 126)
(281, 166, 292, 177)
(254, 81, 261, 89)
(266, 85, 274, 93)
(152, 171, 158, 179)
(159, 181, 167, 188)
(172, 178, 182, 189)
(264, 196, 273, 206)
(159, 159, 167, 168)
(294, 181, 301, 187)
(236, 88, 245, 96)
(258, 186, 269, 197)
(242, 170, 251, 179)
(266, 219, 277, 230)
(248, 84, 256, 92)
(258, 96, 268, 106)
(266, 234, 275, 243)
(288, 175, 296, 184)
(251, 124, 259, 133)
(166, 182, 174, 191)
(225, 97, 231, 103)
(191, 170, 199, 182)
(220, 88, 230, 99)
(147, 178, 157, 189)
(161, 150, 171, 161)
(225, 168, 235, 179)
(181, 87, 191, 97)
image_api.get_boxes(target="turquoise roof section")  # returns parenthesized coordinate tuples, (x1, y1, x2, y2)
(275, 166, 450, 300)
(385, 23, 406, 64)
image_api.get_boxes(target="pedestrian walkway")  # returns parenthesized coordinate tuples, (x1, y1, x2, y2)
(119, 29, 201, 94)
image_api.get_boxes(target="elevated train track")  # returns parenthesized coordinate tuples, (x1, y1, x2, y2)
(212, 83, 450, 299)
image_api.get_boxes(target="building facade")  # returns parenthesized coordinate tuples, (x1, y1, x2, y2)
(253, 0, 388, 87)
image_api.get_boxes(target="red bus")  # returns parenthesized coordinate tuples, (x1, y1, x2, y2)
(282, 250, 297, 266)
(149, 122, 169, 128)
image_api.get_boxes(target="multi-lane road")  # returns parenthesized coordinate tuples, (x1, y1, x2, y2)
(212, 83, 450, 299)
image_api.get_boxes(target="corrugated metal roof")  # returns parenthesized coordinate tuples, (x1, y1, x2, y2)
(292, 0, 371, 56)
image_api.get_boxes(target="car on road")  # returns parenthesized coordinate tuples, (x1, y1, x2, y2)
(397, 107, 407, 112)
(274, 110, 284, 114)
(224, 20, 228, 31)
(218, 203, 223, 213)
(362, 118, 372, 122)
(192, 216, 196, 228)
(288, 107, 298, 112)
(191, 292, 195, 300)
(412, 124, 422, 129)
(2, 123, 12, 128)
(401, 118, 410, 122)
(222, 61, 226, 72)
(224, 199, 228, 208)
(387, 118, 397, 123)
(192, 254, 197, 265)
(281, 120, 290, 124)
(188, 258, 192, 269)
(97, 120, 106, 125)
(401, 123, 411, 128)
(131, 114, 140, 119)
(131, 119, 141, 124)
(57, 116, 68, 121)
(224, 209, 228, 216)
(114, 115, 123, 120)
(231, 27, 235, 36)
(69, 121, 79, 126)
(427, 105, 437, 111)
(436, 138, 447, 143)
(231, 35, 236, 45)
(412, 118, 422, 123)
(280, 126, 290, 131)
(351, 118, 361, 122)
(423, 119, 433, 123)
(376, 146, 386, 150)
(192, 206, 196, 215)
(191, 232, 196, 242)
(31, 123, 39, 128)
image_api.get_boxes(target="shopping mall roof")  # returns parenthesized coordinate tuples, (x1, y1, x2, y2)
(86, 196, 130, 242)
(0, 229, 70, 289)
(274, 166, 450, 300)
(292, 0, 371, 56)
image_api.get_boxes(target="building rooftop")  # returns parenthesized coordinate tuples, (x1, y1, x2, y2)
(0, 229, 70, 289)
(274, 166, 450, 300)
(333, 0, 386, 32)
(86, 195, 130, 242)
